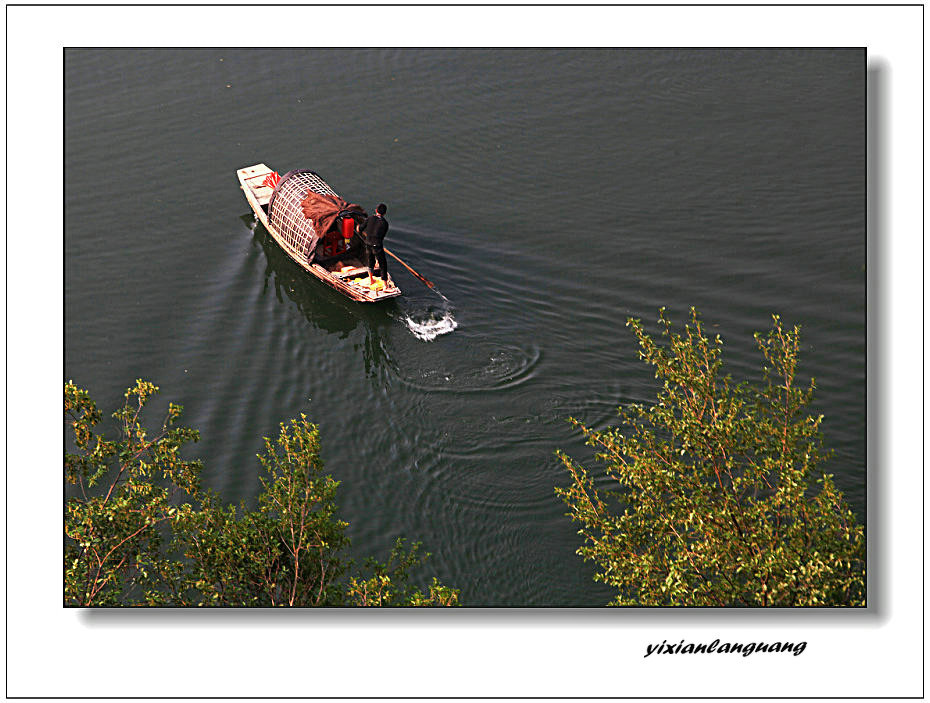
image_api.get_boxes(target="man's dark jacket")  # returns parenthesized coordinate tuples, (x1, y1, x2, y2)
(363, 214, 389, 249)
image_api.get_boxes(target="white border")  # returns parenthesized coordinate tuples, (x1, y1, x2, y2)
(6, 4, 922, 699)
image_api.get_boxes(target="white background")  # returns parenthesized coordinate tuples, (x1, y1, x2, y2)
(4, 4, 923, 699)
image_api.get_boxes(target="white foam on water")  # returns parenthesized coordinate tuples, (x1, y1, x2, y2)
(403, 309, 458, 342)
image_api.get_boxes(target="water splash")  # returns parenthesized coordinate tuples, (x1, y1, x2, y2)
(403, 307, 458, 341)
(400, 290, 458, 342)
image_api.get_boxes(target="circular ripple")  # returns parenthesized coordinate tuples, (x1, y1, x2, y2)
(395, 342, 541, 394)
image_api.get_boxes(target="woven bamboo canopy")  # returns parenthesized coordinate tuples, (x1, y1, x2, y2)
(267, 169, 365, 262)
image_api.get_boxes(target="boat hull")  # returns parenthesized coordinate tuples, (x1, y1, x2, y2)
(237, 164, 402, 303)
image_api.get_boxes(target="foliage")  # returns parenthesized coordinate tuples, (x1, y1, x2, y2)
(65, 382, 459, 607)
(346, 538, 459, 606)
(65, 380, 201, 605)
(556, 308, 865, 606)
(173, 417, 351, 606)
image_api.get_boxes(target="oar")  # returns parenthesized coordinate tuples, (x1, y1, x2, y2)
(385, 248, 434, 289)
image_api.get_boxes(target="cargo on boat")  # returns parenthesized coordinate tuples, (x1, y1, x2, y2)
(237, 163, 401, 302)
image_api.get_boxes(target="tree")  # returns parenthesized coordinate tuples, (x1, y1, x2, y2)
(346, 538, 459, 607)
(555, 308, 865, 606)
(173, 416, 352, 606)
(65, 381, 458, 607)
(65, 380, 202, 605)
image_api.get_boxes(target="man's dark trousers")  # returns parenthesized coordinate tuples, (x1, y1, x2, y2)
(363, 214, 389, 279)
(367, 245, 388, 279)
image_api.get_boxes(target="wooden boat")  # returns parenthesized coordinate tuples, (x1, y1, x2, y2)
(237, 163, 401, 302)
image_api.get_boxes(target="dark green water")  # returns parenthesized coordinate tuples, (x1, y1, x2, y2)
(65, 49, 864, 606)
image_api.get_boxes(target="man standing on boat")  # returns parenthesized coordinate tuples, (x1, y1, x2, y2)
(362, 203, 390, 283)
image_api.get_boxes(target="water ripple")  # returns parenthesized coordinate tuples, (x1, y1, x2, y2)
(395, 342, 541, 394)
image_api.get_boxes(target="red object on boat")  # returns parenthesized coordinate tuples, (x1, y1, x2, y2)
(341, 217, 354, 239)
(262, 171, 281, 189)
